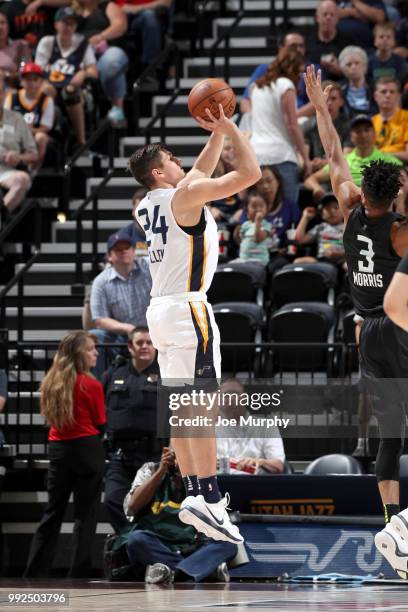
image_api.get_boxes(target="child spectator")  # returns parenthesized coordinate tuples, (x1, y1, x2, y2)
(368, 22, 408, 86)
(35, 8, 98, 148)
(5, 62, 55, 172)
(294, 193, 345, 265)
(234, 192, 277, 266)
(339, 45, 376, 117)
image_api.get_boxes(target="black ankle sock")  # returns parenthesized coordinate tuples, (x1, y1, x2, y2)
(182, 475, 200, 496)
(384, 503, 400, 523)
(199, 475, 221, 503)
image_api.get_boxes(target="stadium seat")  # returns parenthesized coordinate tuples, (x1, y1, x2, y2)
(207, 262, 266, 306)
(270, 262, 338, 308)
(400, 455, 408, 478)
(265, 302, 337, 374)
(304, 453, 364, 475)
(213, 302, 264, 375)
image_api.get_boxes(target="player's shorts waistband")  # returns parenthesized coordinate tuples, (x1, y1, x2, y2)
(150, 291, 207, 305)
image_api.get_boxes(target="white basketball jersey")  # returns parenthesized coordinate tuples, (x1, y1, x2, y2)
(136, 187, 219, 298)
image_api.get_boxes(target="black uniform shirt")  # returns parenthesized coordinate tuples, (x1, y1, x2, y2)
(343, 205, 403, 317)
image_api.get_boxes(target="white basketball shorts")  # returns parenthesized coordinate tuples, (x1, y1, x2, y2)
(146, 291, 221, 386)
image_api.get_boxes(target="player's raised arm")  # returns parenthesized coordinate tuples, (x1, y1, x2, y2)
(173, 105, 261, 215)
(304, 65, 359, 220)
(178, 132, 225, 186)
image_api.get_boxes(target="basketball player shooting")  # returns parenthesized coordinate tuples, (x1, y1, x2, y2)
(304, 64, 408, 578)
(127, 104, 261, 544)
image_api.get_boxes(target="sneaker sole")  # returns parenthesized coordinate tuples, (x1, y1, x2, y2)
(391, 514, 408, 543)
(179, 507, 244, 544)
(375, 529, 408, 579)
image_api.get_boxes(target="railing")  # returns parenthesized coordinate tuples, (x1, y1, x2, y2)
(132, 39, 182, 138)
(3, 340, 360, 460)
(209, 0, 245, 81)
(62, 117, 116, 219)
(62, 119, 116, 287)
(0, 200, 42, 343)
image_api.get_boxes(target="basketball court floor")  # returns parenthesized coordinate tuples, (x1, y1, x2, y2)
(2, 580, 408, 611)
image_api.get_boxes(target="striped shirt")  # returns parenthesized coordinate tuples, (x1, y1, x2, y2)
(90, 257, 152, 326)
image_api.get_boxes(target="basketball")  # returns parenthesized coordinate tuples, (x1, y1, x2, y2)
(188, 78, 236, 122)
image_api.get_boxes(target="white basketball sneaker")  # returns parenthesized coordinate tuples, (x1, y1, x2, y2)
(375, 522, 408, 579)
(391, 508, 408, 543)
(179, 493, 244, 544)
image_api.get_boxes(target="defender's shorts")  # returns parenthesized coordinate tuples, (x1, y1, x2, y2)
(359, 314, 408, 437)
(146, 291, 221, 386)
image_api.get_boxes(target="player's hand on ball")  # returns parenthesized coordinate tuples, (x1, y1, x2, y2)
(195, 104, 236, 136)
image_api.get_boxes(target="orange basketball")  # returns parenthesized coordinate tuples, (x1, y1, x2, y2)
(188, 78, 236, 122)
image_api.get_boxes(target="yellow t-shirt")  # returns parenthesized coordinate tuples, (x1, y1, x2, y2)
(372, 109, 408, 154)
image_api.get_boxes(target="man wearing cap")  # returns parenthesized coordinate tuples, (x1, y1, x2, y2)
(35, 7, 98, 147)
(372, 76, 408, 164)
(0, 75, 38, 214)
(304, 113, 402, 201)
(5, 62, 54, 172)
(89, 227, 152, 378)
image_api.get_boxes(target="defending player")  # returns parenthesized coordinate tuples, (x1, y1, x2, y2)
(128, 106, 261, 543)
(304, 65, 408, 578)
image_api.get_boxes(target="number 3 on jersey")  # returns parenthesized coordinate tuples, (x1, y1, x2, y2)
(357, 235, 374, 273)
(138, 205, 169, 247)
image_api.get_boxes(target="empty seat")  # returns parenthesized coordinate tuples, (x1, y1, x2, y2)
(304, 453, 364, 475)
(266, 302, 336, 373)
(271, 262, 338, 308)
(208, 261, 266, 305)
(213, 302, 264, 375)
(400, 454, 408, 478)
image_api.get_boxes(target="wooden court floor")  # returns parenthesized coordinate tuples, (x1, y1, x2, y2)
(2, 580, 408, 611)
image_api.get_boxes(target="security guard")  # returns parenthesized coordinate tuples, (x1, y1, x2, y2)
(103, 326, 162, 532)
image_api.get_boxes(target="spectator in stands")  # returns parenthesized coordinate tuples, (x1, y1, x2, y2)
(394, 165, 408, 216)
(337, 0, 387, 50)
(240, 31, 314, 124)
(210, 137, 244, 224)
(90, 226, 152, 378)
(294, 193, 345, 265)
(232, 192, 277, 267)
(102, 326, 161, 533)
(73, 0, 128, 122)
(304, 81, 351, 171)
(304, 113, 402, 199)
(24, 331, 106, 578)
(1, 0, 61, 49)
(0, 12, 31, 86)
(372, 76, 408, 163)
(0, 76, 38, 214)
(307, 0, 354, 81)
(124, 446, 237, 583)
(5, 62, 55, 173)
(339, 45, 376, 117)
(250, 47, 312, 204)
(119, 0, 171, 75)
(368, 22, 408, 86)
(35, 7, 98, 148)
(216, 379, 285, 474)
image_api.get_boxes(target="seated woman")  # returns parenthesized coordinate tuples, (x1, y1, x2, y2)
(0, 11, 31, 87)
(73, 0, 128, 123)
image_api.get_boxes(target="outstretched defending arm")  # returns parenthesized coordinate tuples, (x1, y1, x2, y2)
(178, 132, 225, 185)
(304, 66, 360, 221)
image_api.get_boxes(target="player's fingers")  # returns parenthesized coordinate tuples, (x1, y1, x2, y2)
(195, 115, 215, 131)
(205, 107, 217, 122)
(218, 103, 225, 119)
